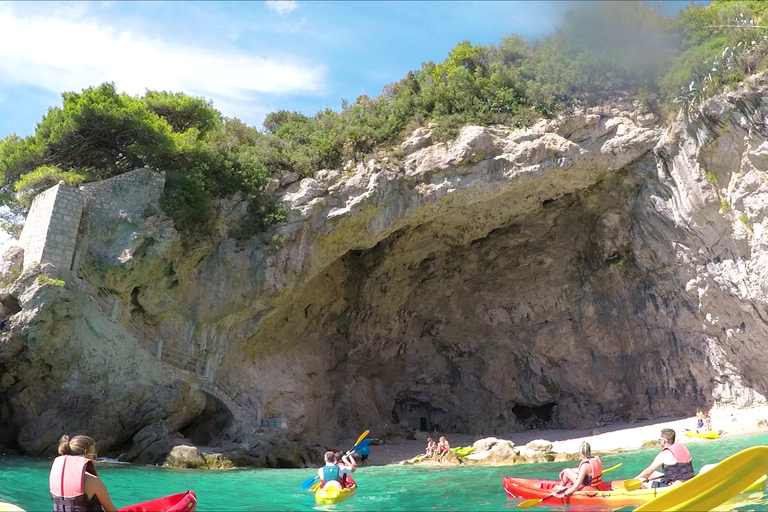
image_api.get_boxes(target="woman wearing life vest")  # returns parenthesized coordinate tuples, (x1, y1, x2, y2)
(634, 428, 694, 488)
(556, 441, 603, 496)
(49, 435, 118, 512)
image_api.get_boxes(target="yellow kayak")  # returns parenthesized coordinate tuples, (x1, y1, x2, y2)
(635, 446, 768, 512)
(685, 430, 719, 439)
(0, 503, 25, 512)
(315, 477, 357, 504)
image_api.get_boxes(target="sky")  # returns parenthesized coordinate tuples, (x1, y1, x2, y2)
(0, 0, 700, 140)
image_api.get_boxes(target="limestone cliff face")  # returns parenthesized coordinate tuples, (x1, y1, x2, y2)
(4, 73, 768, 464)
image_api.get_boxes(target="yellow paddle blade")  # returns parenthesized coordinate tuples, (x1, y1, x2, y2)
(517, 498, 545, 508)
(623, 478, 643, 492)
(354, 430, 370, 447)
(603, 463, 622, 473)
(635, 446, 768, 512)
(308, 481, 321, 492)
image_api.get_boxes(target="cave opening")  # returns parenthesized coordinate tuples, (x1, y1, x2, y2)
(512, 402, 557, 429)
(180, 393, 234, 445)
(393, 398, 437, 432)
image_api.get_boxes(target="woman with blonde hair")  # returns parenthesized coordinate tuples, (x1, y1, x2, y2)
(556, 441, 604, 496)
(49, 434, 118, 512)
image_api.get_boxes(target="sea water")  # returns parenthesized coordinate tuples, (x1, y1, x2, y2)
(2, 432, 768, 511)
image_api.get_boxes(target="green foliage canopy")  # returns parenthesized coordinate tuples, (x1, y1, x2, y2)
(2, 1, 768, 241)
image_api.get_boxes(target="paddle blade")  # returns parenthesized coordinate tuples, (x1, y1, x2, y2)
(301, 476, 319, 490)
(354, 438, 372, 450)
(517, 498, 544, 508)
(623, 479, 643, 492)
(354, 430, 370, 447)
(603, 463, 622, 474)
(308, 481, 321, 492)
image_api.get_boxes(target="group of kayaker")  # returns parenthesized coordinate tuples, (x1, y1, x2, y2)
(695, 408, 713, 432)
(424, 436, 451, 460)
(549, 427, 693, 499)
(317, 449, 358, 490)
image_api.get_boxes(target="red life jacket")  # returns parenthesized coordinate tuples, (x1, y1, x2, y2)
(49, 455, 103, 512)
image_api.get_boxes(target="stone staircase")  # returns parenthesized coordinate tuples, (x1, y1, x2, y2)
(74, 259, 284, 430)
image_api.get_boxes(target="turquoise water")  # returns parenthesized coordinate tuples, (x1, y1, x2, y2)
(3, 432, 768, 511)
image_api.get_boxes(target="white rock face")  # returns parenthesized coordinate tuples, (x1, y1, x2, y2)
(8, 76, 768, 462)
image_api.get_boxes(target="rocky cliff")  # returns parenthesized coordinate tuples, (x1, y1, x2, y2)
(3, 73, 768, 466)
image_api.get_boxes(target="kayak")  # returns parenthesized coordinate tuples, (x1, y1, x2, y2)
(503, 477, 675, 507)
(0, 503, 25, 512)
(450, 446, 476, 457)
(119, 491, 197, 512)
(315, 476, 357, 504)
(635, 446, 768, 512)
(685, 430, 719, 439)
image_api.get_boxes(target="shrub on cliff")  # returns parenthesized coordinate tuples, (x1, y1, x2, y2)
(0, 83, 282, 238)
(15, 166, 86, 208)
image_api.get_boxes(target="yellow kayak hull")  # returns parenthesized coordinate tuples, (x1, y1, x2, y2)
(315, 483, 357, 504)
(685, 430, 719, 439)
(635, 446, 768, 512)
(0, 503, 26, 512)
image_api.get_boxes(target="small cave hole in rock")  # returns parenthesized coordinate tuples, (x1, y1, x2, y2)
(512, 402, 556, 430)
(130, 287, 145, 318)
(180, 394, 234, 445)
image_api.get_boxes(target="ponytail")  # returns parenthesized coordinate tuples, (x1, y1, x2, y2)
(57, 435, 95, 456)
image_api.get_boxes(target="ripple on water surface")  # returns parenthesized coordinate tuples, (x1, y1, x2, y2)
(2, 431, 768, 511)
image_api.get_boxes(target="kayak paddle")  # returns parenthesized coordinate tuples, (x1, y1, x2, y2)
(623, 474, 664, 492)
(354, 430, 370, 448)
(308, 481, 321, 492)
(301, 476, 319, 490)
(517, 463, 623, 508)
(634, 446, 768, 512)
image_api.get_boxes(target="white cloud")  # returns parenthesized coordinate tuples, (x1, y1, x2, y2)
(0, 8, 324, 107)
(266, 1, 298, 15)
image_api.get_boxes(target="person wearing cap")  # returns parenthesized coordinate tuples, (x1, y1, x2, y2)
(634, 428, 694, 488)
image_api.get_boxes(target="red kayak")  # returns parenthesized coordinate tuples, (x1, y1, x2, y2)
(119, 491, 197, 512)
(503, 477, 676, 508)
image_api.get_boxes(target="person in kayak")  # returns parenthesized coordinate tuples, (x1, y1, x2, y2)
(49, 434, 118, 512)
(318, 450, 355, 490)
(634, 428, 694, 488)
(332, 451, 357, 487)
(556, 441, 603, 496)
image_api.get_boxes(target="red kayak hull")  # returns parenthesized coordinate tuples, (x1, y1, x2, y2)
(503, 477, 671, 507)
(119, 491, 197, 512)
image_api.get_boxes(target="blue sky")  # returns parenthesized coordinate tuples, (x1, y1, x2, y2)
(0, 0, 697, 139)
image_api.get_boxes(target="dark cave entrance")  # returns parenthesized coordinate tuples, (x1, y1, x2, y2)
(180, 393, 234, 445)
(393, 399, 436, 432)
(512, 402, 556, 429)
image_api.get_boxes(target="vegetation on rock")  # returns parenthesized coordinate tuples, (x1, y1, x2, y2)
(1, 1, 767, 237)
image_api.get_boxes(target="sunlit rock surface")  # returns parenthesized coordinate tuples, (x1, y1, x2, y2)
(4, 74, 768, 465)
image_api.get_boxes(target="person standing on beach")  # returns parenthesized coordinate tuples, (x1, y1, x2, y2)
(556, 441, 603, 496)
(634, 428, 694, 488)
